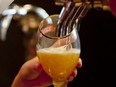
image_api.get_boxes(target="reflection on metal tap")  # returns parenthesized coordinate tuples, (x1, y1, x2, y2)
(55, 0, 82, 6)
(56, 0, 90, 37)
(55, 0, 110, 10)
(55, 0, 110, 37)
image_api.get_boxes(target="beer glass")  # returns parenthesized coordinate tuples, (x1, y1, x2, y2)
(36, 14, 81, 87)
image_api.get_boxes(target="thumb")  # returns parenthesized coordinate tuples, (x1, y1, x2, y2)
(19, 57, 42, 80)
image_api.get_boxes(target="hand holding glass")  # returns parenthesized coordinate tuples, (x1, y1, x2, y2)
(36, 14, 81, 87)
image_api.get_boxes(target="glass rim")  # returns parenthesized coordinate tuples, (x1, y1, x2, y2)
(39, 14, 73, 39)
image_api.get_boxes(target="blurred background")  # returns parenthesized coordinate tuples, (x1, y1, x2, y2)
(0, 0, 62, 87)
(0, 0, 116, 87)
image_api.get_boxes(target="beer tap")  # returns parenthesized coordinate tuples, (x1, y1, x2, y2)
(55, 0, 91, 36)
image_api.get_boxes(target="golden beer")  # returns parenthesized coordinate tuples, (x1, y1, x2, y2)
(37, 47, 80, 81)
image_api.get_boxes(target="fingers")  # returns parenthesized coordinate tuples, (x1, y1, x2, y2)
(18, 57, 42, 80)
(32, 68, 52, 87)
(77, 58, 82, 68)
(68, 69, 77, 82)
(67, 58, 82, 82)
(21, 57, 52, 87)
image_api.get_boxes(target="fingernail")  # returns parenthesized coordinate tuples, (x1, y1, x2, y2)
(77, 59, 82, 68)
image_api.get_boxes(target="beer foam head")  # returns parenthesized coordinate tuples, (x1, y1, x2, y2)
(38, 46, 80, 54)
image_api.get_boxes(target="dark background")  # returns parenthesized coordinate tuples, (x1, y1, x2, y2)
(14, 0, 62, 15)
